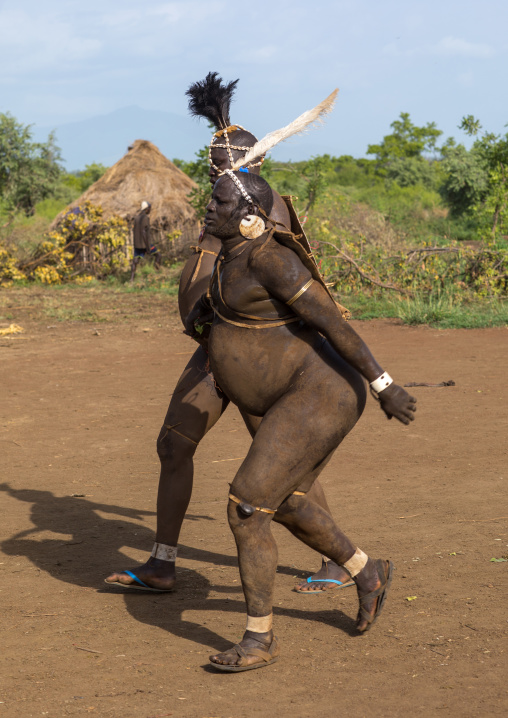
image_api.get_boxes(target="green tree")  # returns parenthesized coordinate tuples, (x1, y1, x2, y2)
(440, 143, 489, 216)
(367, 113, 443, 188)
(62, 163, 109, 194)
(385, 155, 437, 188)
(174, 147, 210, 219)
(301, 155, 334, 214)
(0, 112, 62, 215)
(441, 116, 508, 241)
(367, 112, 443, 164)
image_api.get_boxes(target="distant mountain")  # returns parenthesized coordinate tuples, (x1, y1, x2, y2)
(33, 106, 212, 171)
(32, 104, 345, 171)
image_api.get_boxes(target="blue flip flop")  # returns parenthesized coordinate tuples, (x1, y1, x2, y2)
(104, 570, 172, 593)
(294, 577, 355, 594)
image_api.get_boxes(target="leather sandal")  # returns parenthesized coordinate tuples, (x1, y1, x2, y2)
(209, 636, 280, 672)
(357, 559, 394, 633)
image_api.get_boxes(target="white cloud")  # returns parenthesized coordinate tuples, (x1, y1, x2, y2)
(101, 1, 224, 28)
(0, 8, 101, 75)
(432, 36, 494, 58)
(382, 35, 494, 60)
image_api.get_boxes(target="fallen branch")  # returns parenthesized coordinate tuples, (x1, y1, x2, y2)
(457, 517, 508, 523)
(405, 247, 459, 262)
(73, 645, 102, 654)
(211, 457, 244, 463)
(404, 380, 455, 387)
(317, 241, 409, 295)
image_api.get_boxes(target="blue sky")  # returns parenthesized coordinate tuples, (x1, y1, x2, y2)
(1, 0, 506, 162)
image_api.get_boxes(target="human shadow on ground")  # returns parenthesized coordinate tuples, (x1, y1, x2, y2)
(0, 482, 215, 587)
(0, 482, 359, 650)
(109, 569, 359, 654)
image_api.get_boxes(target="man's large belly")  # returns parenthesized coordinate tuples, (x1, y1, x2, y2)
(208, 319, 318, 416)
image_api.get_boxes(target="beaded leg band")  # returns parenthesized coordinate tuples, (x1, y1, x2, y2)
(228, 492, 276, 516)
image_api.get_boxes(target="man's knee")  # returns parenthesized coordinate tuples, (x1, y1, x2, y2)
(157, 425, 197, 462)
(227, 495, 274, 534)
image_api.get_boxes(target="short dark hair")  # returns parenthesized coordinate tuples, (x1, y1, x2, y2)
(234, 172, 274, 217)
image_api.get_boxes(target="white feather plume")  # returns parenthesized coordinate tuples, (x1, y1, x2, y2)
(231, 89, 338, 171)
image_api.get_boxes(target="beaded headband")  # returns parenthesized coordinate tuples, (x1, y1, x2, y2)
(208, 124, 264, 174)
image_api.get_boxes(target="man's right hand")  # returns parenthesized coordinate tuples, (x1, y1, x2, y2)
(377, 384, 417, 425)
(184, 307, 214, 340)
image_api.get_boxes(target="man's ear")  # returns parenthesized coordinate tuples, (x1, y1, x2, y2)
(247, 203, 260, 217)
(236, 201, 253, 221)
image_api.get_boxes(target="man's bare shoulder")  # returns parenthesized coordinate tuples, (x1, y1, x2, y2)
(249, 235, 306, 285)
(198, 231, 222, 253)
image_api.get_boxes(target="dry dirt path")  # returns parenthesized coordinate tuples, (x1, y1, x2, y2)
(0, 291, 507, 717)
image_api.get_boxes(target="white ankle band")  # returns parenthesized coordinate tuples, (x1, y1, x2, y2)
(151, 543, 177, 562)
(370, 372, 393, 394)
(246, 614, 273, 633)
(343, 548, 368, 577)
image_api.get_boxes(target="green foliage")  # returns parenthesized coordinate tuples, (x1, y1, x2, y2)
(396, 293, 508, 328)
(396, 291, 457, 325)
(364, 113, 445, 194)
(441, 116, 508, 245)
(440, 143, 489, 216)
(385, 156, 438, 189)
(34, 197, 74, 221)
(174, 147, 210, 219)
(367, 112, 443, 165)
(0, 112, 62, 215)
(61, 163, 108, 194)
(306, 184, 508, 311)
(460, 115, 483, 136)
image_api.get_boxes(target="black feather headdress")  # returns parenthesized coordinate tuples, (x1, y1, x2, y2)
(186, 72, 239, 131)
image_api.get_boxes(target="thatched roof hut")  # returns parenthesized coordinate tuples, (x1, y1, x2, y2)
(52, 140, 200, 259)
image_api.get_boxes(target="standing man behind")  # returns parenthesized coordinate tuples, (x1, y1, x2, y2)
(131, 201, 161, 280)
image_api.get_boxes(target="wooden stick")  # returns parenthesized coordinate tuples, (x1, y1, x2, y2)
(73, 645, 102, 654)
(211, 457, 244, 463)
(457, 517, 507, 523)
(404, 380, 455, 387)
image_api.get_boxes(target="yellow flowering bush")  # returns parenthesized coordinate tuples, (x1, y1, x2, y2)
(73, 274, 94, 285)
(0, 247, 27, 285)
(23, 201, 130, 282)
(33, 265, 61, 284)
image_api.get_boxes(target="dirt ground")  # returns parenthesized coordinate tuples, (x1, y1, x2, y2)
(0, 288, 507, 718)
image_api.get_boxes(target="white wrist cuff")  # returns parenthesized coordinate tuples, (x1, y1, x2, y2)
(370, 372, 393, 393)
(151, 543, 177, 562)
